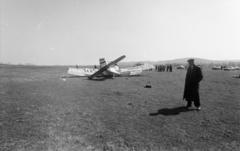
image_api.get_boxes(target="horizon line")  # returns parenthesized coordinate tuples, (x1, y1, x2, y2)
(1, 57, 240, 66)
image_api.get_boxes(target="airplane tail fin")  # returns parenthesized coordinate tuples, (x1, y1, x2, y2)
(99, 58, 106, 68)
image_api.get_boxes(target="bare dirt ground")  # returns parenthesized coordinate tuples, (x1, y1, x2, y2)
(0, 65, 240, 151)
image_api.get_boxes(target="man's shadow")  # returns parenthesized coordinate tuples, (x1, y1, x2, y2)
(149, 106, 194, 116)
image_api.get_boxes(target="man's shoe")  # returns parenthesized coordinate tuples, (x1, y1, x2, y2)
(196, 107, 201, 111)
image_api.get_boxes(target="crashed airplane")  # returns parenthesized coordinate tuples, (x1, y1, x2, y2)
(67, 55, 154, 79)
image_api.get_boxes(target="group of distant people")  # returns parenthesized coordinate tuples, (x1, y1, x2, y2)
(155, 64, 173, 72)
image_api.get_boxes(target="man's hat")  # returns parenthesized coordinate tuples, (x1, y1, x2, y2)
(187, 58, 194, 62)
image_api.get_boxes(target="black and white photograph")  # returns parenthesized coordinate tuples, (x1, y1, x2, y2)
(0, 0, 240, 150)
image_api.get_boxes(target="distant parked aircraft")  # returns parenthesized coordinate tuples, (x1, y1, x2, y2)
(67, 55, 154, 79)
(223, 66, 240, 71)
(211, 65, 240, 71)
(176, 65, 185, 69)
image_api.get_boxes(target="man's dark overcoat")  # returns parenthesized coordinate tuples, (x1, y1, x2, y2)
(183, 65, 203, 101)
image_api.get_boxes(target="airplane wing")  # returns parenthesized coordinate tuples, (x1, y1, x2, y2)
(88, 55, 126, 79)
(67, 67, 97, 76)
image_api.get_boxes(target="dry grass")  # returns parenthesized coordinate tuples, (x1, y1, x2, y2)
(0, 65, 239, 151)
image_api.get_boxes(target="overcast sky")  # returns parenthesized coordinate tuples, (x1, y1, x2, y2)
(1, 0, 240, 65)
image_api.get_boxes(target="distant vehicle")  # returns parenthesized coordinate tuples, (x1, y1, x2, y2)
(223, 66, 237, 71)
(212, 66, 222, 70)
(232, 74, 240, 78)
(176, 65, 185, 69)
(233, 66, 240, 70)
(67, 55, 153, 79)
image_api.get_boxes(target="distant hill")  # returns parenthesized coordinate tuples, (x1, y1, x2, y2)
(162, 58, 240, 64)
(1, 58, 240, 67)
(119, 58, 240, 66)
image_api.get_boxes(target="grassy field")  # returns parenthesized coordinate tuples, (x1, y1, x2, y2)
(0, 65, 240, 151)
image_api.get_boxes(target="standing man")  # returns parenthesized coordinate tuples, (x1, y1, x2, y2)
(169, 64, 172, 72)
(183, 59, 203, 110)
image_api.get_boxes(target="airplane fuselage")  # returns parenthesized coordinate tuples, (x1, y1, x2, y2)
(67, 65, 143, 77)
